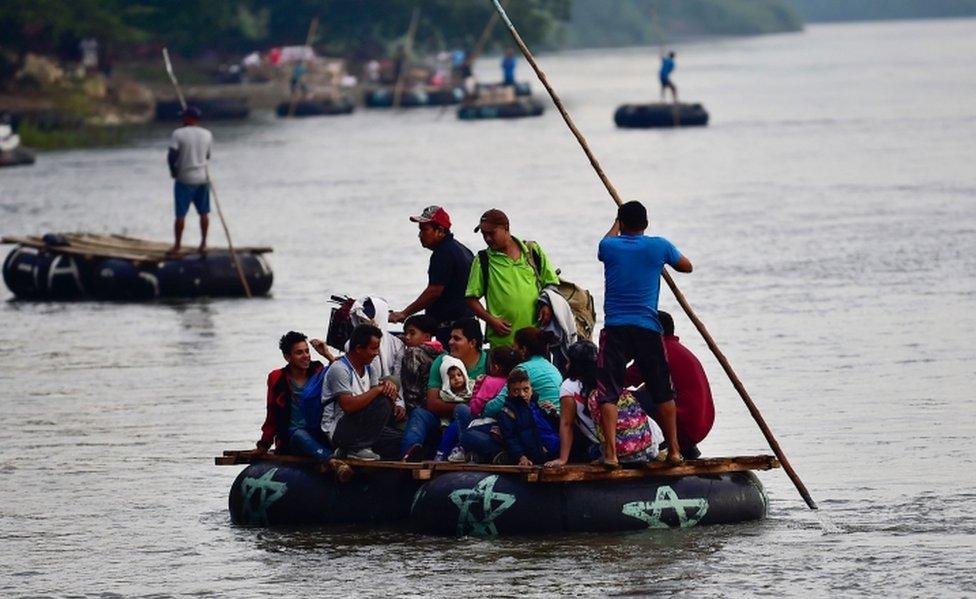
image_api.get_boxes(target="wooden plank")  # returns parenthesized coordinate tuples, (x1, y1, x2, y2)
(215, 450, 780, 482)
(537, 456, 780, 483)
(1, 233, 272, 257)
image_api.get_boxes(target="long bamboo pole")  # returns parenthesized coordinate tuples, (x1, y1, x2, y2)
(488, 0, 817, 510)
(286, 17, 320, 118)
(162, 48, 253, 299)
(392, 7, 421, 110)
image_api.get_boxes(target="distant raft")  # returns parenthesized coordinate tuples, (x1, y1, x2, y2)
(0, 147, 35, 168)
(614, 103, 709, 128)
(2, 233, 273, 301)
(363, 87, 465, 108)
(155, 97, 251, 121)
(479, 81, 532, 97)
(276, 97, 355, 117)
(457, 98, 545, 120)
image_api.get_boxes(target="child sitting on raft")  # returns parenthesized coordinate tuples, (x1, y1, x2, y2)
(432, 358, 472, 461)
(497, 368, 560, 466)
(452, 346, 521, 462)
(398, 315, 444, 412)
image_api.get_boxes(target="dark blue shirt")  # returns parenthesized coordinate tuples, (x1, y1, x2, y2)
(427, 232, 474, 325)
(598, 234, 681, 332)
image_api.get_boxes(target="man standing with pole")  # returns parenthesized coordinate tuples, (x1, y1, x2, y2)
(167, 106, 212, 256)
(162, 48, 252, 298)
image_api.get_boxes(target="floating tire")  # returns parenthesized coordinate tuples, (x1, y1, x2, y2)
(155, 98, 251, 121)
(2, 244, 273, 300)
(457, 98, 545, 120)
(275, 99, 354, 117)
(228, 462, 422, 526)
(614, 103, 709, 128)
(410, 470, 767, 537)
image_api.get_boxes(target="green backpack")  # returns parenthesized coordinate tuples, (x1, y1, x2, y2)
(478, 239, 596, 342)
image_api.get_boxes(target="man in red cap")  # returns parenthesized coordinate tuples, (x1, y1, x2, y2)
(390, 205, 474, 346)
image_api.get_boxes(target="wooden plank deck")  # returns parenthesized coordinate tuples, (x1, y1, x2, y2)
(216, 449, 779, 483)
(2, 233, 273, 262)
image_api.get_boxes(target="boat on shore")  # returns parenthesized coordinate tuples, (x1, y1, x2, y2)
(2, 233, 273, 300)
(217, 450, 775, 535)
(615, 103, 709, 128)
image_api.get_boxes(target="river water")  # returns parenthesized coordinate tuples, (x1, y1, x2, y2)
(2, 17, 975, 597)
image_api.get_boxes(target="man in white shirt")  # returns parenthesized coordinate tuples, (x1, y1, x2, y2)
(321, 324, 403, 461)
(167, 106, 213, 255)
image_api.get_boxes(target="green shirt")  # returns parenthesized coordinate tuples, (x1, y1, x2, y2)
(465, 238, 560, 347)
(427, 351, 487, 390)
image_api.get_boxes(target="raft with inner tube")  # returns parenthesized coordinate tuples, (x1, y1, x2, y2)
(0, 147, 36, 168)
(218, 451, 776, 535)
(275, 97, 355, 117)
(457, 98, 545, 120)
(614, 103, 709, 128)
(2, 233, 273, 300)
(155, 97, 251, 121)
(364, 86, 465, 108)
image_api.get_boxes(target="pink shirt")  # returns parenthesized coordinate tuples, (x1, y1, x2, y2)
(468, 375, 508, 416)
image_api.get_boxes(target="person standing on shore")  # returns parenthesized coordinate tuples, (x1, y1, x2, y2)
(166, 106, 212, 256)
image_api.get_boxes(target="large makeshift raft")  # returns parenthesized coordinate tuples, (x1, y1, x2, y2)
(217, 450, 776, 536)
(2, 233, 272, 300)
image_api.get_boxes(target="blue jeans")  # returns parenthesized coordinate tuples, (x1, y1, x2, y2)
(400, 407, 442, 456)
(288, 428, 332, 462)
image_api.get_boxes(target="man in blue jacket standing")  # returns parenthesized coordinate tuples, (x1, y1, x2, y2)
(595, 201, 693, 467)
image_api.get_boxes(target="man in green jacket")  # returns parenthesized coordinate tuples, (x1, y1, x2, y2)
(465, 209, 559, 348)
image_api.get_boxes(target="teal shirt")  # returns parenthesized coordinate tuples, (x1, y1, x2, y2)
(482, 355, 563, 418)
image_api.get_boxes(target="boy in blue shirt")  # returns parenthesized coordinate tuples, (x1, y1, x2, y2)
(595, 201, 693, 467)
(659, 51, 677, 103)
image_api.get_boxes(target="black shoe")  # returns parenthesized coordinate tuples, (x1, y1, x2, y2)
(402, 443, 424, 463)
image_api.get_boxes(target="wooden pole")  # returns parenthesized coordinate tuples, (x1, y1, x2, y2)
(286, 17, 320, 118)
(162, 48, 253, 299)
(488, 0, 817, 510)
(392, 7, 421, 109)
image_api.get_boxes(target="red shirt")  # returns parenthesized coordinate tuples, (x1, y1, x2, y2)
(626, 335, 714, 444)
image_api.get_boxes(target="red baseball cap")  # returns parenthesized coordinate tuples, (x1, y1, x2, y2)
(409, 205, 451, 229)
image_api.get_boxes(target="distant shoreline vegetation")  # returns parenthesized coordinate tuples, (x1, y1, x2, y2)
(787, 0, 976, 23)
(562, 0, 803, 49)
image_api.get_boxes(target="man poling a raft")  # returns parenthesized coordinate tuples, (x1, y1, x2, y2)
(487, 0, 818, 509)
(161, 47, 253, 299)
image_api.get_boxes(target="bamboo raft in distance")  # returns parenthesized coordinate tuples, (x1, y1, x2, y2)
(215, 449, 780, 484)
(1, 232, 273, 264)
